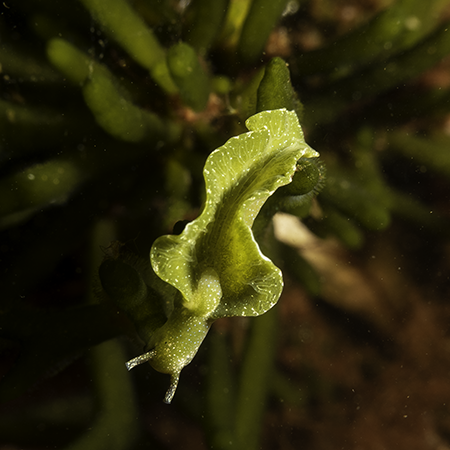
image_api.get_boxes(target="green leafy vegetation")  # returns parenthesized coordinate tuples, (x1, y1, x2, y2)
(1, 0, 450, 449)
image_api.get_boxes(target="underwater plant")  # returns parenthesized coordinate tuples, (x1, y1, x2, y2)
(1, 0, 450, 449)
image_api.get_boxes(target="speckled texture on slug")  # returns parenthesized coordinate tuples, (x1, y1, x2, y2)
(134, 109, 319, 402)
(150, 109, 318, 319)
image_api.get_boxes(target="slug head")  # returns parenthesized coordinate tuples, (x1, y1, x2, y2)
(126, 269, 222, 403)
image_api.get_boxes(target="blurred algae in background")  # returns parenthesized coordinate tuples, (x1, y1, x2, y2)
(1, 0, 450, 449)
